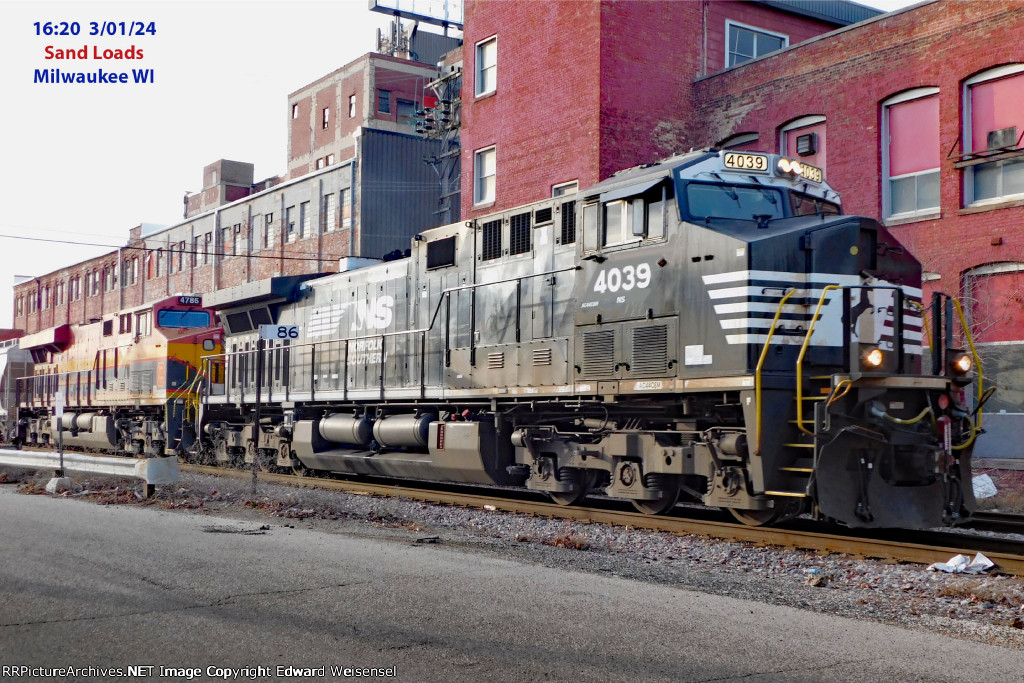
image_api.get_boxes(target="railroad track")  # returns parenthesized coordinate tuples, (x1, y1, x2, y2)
(180, 463, 1024, 576)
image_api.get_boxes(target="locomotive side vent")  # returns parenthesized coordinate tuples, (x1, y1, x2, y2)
(509, 212, 531, 255)
(532, 348, 552, 366)
(481, 219, 502, 261)
(487, 352, 505, 369)
(534, 207, 553, 224)
(631, 325, 667, 374)
(560, 201, 576, 244)
(582, 330, 615, 377)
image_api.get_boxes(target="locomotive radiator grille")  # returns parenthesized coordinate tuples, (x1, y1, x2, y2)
(631, 325, 668, 374)
(582, 330, 615, 377)
(509, 212, 531, 255)
(482, 219, 502, 261)
(532, 348, 552, 366)
(487, 352, 505, 369)
(560, 201, 576, 244)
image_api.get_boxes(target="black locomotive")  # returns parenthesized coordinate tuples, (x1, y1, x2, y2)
(12, 149, 982, 528)
(196, 149, 981, 528)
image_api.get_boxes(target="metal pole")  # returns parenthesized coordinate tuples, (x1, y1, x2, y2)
(252, 338, 265, 493)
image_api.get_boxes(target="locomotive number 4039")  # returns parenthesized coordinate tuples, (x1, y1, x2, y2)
(593, 263, 652, 294)
(723, 152, 769, 172)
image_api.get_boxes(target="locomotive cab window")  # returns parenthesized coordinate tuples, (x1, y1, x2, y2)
(157, 309, 212, 329)
(597, 184, 668, 248)
(792, 193, 841, 217)
(684, 182, 784, 222)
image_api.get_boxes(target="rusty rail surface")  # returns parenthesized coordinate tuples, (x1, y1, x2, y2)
(180, 464, 1024, 576)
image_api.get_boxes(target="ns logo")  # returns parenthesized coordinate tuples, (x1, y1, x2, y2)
(351, 295, 394, 331)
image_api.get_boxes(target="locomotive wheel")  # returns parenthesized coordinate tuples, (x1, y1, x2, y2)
(729, 499, 804, 526)
(632, 487, 680, 515)
(729, 507, 784, 526)
(548, 469, 594, 506)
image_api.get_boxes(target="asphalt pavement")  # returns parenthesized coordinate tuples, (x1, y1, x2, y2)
(1, 486, 1023, 682)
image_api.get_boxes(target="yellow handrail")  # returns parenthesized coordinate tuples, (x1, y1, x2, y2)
(951, 297, 984, 447)
(754, 288, 798, 455)
(796, 285, 842, 436)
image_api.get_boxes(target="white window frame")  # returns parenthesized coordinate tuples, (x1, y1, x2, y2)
(349, 94, 356, 118)
(725, 20, 788, 69)
(779, 116, 826, 156)
(720, 132, 759, 149)
(474, 146, 496, 206)
(552, 180, 579, 198)
(882, 88, 940, 220)
(963, 64, 1024, 207)
(475, 35, 497, 97)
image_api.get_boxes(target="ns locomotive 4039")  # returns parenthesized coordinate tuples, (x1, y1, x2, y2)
(14, 149, 984, 529)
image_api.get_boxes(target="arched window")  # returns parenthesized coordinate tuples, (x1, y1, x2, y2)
(780, 116, 826, 174)
(882, 88, 939, 218)
(962, 262, 1024, 343)
(962, 65, 1024, 205)
(718, 132, 761, 152)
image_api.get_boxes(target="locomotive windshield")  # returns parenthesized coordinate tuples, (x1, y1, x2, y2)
(685, 182, 784, 221)
(792, 192, 840, 216)
(157, 309, 212, 328)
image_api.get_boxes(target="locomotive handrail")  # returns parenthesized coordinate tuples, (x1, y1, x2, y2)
(754, 288, 798, 456)
(795, 285, 843, 436)
(951, 296, 984, 446)
(206, 265, 581, 403)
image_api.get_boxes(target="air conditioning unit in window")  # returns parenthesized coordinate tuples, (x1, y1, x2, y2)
(796, 132, 818, 156)
(987, 126, 1018, 150)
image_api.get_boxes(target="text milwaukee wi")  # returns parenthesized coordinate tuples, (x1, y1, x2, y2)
(34, 68, 154, 84)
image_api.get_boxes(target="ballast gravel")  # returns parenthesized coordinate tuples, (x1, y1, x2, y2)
(7, 467, 1024, 651)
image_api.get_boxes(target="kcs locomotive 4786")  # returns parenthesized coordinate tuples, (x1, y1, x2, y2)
(12, 149, 983, 528)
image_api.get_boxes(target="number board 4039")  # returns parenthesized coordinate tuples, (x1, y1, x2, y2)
(723, 152, 769, 173)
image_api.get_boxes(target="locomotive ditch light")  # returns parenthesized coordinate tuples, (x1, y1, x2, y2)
(862, 347, 885, 369)
(949, 351, 973, 375)
(777, 158, 803, 176)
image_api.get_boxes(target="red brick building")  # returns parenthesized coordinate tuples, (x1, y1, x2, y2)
(457, 0, 1024, 436)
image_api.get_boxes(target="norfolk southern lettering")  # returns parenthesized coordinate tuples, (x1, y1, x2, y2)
(36, 44, 152, 85)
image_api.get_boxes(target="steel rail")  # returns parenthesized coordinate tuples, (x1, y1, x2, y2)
(180, 464, 1024, 576)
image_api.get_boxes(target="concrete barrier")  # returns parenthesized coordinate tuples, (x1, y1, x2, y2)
(0, 448, 178, 490)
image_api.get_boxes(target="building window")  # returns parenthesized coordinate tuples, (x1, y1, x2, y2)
(203, 233, 212, 264)
(340, 188, 351, 229)
(92, 270, 99, 295)
(300, 201, 310, 238)
(474, 146, 496, 205)
(155, 250, 163, 277)
(475, 36, 497, 96)
(725, 21, 787, 68)
(221, 227, 231, 257)
(719, 132, 761, 152)
(234, 225, 242, 255)
(42, 285, 50, 310)
(780, 116, 826, 175)
(323, 193, 337, 233)
(315, 157, 326, 170)
(177, 241, 185, 270)
(292, 103, 298, 119)
(378, 89, 390, 113)
(397, 98, 416, 125)
(286, 206, 296, 242)
(264, 214, 275, 248)
(327, 153, 334, 165)
(322, 107, 330, 129)
(882, 89, 940, 219)
(963, 65, 1024, 206)
(349, 94, 356, 117)
(552, 181, 578, 197)
(962, 262, 1024, 344)
(16, 295, 22, 317)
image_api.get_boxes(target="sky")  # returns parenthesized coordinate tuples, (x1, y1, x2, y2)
(0, 0, 917, 329)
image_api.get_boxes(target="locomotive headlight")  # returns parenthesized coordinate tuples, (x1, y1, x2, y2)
(950, 352, 973, 375)
(778, 158, 793, 174)
(863, 348, 885, 369)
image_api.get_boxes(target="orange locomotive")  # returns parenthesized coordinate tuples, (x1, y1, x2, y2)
(14, 295, 221, 455)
